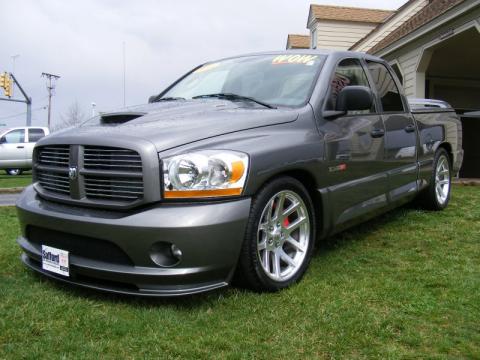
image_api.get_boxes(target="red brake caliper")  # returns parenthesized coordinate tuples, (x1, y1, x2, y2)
(283, 217, 290, 227)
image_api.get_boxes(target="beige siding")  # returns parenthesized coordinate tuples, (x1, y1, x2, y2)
(313, 20, 377, 50)
(352, 0, 429, 52)
(395, 49, 422, 97)
(374, 1, 480, 100)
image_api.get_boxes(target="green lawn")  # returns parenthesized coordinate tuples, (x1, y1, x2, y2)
(0, 186, 479, 359)
(0, 172, 32, 189)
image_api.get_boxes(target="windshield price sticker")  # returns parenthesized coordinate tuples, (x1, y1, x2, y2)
(42, 245, 70, 277)
(272, 55, 318, 65)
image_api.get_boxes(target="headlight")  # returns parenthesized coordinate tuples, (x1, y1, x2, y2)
(162, 150, 249, 199)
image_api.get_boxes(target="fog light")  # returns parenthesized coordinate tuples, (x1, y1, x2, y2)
(149, 242, 182, 267)
(171, 244, 183, 259)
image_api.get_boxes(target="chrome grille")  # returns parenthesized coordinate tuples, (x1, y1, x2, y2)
(84, 146, 142, 172)
(85, 176, 143, 201)
(36, 170, 70, 196)
(37, 145, 70, 167)
(34, 145, 144, 206)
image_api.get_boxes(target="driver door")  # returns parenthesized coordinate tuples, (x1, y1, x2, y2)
(322, 58, 388, 228)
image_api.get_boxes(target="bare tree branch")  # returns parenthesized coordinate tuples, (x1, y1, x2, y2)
(53, 101, 86, 131)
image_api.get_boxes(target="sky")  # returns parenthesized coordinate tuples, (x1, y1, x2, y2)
(0, 0, 408, 128)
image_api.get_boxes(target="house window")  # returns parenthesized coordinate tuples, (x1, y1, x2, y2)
(311, 29, 317, 49)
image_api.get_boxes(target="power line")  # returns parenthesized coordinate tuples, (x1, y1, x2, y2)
(0, 106, 47, 121)
(42, 72, 60, 130)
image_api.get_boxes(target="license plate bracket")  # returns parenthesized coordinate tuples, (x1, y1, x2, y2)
(41, 245, 70, 277)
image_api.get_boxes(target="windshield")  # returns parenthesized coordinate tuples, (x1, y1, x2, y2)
(161, 54, 325, 107)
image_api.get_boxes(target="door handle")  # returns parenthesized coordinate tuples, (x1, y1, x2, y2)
(404, 124, 416, 133)
(16, 146, 24, 149)
(370, 128, 385, 138)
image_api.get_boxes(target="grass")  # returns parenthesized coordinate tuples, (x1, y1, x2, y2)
(0, 186, 479, 359)
(0, 172, 32, 189)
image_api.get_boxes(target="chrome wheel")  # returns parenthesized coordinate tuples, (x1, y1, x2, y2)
(435, 155, 450, 205)
(257, 190, 310, 282)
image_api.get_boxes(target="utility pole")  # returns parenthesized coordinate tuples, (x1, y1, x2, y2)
(42, 72, 60, 130)
(10, 55, 19, 97)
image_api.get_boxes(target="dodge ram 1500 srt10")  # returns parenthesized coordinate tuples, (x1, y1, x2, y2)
(16, 50, 463, 296)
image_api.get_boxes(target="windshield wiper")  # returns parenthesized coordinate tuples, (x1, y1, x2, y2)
(153, 96, 186, 102)
(193, 93, 277, 109)
(157, 96, 186, 101)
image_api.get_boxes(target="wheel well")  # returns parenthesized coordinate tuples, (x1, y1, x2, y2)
(438, 142, 453, 164)
(260, 170, 323, 235)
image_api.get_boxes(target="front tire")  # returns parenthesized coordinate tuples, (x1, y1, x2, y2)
(236, 177, 316, 292)
(418, 148, 451, 210)
(5, 169, 23, 176)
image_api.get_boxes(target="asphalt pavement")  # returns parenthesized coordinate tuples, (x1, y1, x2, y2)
(0, 193, 20, 207)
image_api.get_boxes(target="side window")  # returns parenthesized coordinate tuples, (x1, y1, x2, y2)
(367, 61, 405, 112)
(390, 63, 404, 86)
(3, 129, 25, 144)
(325, 58, 374, 114)
(28, 128, 46, 143)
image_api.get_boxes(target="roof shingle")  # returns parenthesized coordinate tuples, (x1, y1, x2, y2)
(287, 34, 311, 49)
(368, 0, 467, 54)
(310, 4, 394, 24)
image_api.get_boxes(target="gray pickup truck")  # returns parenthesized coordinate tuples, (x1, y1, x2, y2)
(16, 50, 463, 296)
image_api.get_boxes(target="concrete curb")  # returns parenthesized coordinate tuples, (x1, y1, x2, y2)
(0, 187, 25, 194)
(453, 179, 480, 186)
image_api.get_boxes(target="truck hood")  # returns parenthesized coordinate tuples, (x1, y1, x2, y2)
(51, 100, 299, 152)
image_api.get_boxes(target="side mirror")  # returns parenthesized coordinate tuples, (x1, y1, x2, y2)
(336, 86, 373, 112)
(0, 137, 5, 144)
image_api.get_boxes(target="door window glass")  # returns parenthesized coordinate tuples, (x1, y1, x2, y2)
(28, 128, 46, 143)
(390, 63, 404, 86)
(326, 58, 374, 114)
(3, 129, 25, 144)
(367, 61, 405, 112)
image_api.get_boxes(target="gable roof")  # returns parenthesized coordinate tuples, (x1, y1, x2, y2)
(349, 0, 420, 50)
(309, 4, 394, 24)
(286, 34, 311, 49)
(368, 0, 467, 54)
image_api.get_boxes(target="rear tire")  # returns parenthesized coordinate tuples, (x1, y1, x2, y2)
(5, 169, 23, 176)
(236, 176, 316, 292)
(418, 148, 451, 211)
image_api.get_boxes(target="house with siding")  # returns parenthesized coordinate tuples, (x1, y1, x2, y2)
(287, 0, 480, 177)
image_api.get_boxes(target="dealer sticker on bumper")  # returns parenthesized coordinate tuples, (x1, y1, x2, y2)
(42, 245, 69, 277)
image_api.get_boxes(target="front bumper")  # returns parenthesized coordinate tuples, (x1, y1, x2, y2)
(16, 186, 251, 297)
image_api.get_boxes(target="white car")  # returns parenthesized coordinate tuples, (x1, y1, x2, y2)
(0, 126, 50, 175)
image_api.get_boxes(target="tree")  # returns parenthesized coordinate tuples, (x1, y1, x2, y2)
(53, 101, 86, 131)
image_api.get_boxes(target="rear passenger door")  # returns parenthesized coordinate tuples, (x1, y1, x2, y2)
(323, 58, 388, 227)
(366, 61, 418, 202)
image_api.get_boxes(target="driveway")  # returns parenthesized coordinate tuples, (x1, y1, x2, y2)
(0, 193, 20, 206)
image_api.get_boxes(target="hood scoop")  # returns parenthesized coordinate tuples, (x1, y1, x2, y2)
(100, 112, 146, 125)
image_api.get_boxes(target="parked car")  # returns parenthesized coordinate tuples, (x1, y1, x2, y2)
(16, 50, 463, 296)
(0, 126, 50, 175)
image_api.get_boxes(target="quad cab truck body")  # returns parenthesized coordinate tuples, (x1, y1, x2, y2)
(16, 51, 463, 296)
